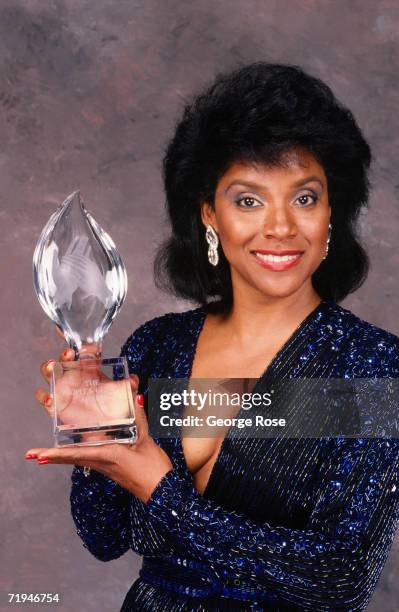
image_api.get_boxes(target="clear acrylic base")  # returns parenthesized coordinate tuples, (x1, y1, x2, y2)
(51, 356, 137, 447)
(55, 419, 137, 447)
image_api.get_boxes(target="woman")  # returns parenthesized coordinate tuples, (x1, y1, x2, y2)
(26, 63, 399, 611)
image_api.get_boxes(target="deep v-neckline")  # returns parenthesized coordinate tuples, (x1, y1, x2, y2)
(176, 299, 329, 497)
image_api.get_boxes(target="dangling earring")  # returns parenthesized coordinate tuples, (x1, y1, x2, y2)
(323, 223, 332, 260)
(205, 225, 219, 266)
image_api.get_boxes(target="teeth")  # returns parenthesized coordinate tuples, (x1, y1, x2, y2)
(254, 252, 301, 262)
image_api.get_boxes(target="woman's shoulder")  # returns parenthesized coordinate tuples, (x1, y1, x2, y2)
(120, 305, 204, 362)
(331, 300, 399, 346)
(328, 300, 399, 376)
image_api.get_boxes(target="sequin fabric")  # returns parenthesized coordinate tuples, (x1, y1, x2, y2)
(70, 299, 399, 611)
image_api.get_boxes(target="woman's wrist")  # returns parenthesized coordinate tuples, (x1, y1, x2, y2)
(143, 467, 175, 505)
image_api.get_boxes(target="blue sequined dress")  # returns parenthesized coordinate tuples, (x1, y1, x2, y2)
(70, 299, 399, 611)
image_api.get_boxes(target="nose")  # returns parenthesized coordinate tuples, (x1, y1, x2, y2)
(261, 205, 297, 240)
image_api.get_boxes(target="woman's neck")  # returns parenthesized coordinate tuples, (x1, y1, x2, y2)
(210, 287, 322, 352)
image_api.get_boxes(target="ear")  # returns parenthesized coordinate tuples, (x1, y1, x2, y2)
(200, 201, 218, 232)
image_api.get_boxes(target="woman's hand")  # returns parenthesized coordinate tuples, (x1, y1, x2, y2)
(34, 344, 132, 436)
(26, 345, 174, 504)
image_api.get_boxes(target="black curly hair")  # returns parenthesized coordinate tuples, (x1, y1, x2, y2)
(154, 62, 371, 315)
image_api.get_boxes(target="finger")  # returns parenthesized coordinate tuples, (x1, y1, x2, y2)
(34, 387, 53, 416)
(134, 393, 149, 440)
(25, 447, 48, 459)
(26, 445, 116, 467)
(40, 359, 56, 385)
(129, 374, 139, 393)
(58, 347, 76, 362)
(24, 446, 81, 463)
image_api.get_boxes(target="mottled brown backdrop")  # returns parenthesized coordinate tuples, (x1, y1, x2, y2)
(1, 1, 398, 610)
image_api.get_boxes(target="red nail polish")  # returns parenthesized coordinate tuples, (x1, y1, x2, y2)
(25, 454, 38, 459)
(37, 458, 50, 464)
(136, 394, 144, 407)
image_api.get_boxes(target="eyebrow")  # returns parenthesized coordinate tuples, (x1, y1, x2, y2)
(225, 175, 324, 192)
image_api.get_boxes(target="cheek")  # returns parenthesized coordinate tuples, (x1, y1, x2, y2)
(297, 218, 327, 247)
(219, 212, 257, 244)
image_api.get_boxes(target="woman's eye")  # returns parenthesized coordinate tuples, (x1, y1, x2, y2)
(295, 194, 318, 207)
(235, 196, 262, 209)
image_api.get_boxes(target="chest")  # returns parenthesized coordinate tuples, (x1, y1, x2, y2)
(181, 346, 278, 494)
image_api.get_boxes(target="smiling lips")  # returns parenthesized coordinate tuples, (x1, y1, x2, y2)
(250, 249, 304, 271)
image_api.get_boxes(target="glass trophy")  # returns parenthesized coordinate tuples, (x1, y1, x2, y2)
(32, 190, 137, 447)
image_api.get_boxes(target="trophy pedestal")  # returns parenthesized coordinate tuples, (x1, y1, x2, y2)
(56, 419, 136, 446)
(51, 356, 137, 447)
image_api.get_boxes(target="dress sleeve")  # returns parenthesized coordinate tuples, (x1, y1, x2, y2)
(69, 317, 166, 562)
(145, 432, 399, 610)
(70, 466, 132, 561)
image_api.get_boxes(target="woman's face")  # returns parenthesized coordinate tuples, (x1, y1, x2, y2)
(201, 148, 331, 302)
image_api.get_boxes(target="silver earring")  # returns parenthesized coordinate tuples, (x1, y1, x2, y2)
(205, 225, 219, 266)
(323, 223, 332, 260)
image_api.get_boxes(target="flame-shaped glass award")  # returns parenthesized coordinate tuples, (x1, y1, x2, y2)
(33, 190, 137, 447)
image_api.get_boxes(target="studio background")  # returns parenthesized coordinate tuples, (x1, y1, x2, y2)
(1, 1, 398, 610)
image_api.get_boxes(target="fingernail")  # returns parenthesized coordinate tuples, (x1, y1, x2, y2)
(37, 457, 49, 464)
(46, 360, 55, 371)
(25, 454, 38, 459)
(136, 394, 144, 407)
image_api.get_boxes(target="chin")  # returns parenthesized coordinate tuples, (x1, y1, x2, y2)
(232, 263, 312, 300)
(252, 284, 304, 300)
(253, 275, 307, 296)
